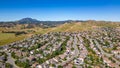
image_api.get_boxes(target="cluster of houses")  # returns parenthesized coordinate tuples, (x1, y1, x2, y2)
(0, 27, 120, 68)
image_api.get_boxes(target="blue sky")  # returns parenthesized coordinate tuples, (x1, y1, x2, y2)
(0, 0, 120, 21)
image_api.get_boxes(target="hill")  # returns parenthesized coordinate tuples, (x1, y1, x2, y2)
(0, 20, 120, 46)
(41, 22, 120, 33)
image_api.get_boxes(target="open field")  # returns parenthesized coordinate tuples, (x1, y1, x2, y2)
(0, 33, 28, 46)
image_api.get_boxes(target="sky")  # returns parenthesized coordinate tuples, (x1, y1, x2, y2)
(0, 0, 120, 21)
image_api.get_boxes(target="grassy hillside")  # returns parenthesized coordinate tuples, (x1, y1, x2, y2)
(0, 22, 119, 46)
(42, 22, 120, 33)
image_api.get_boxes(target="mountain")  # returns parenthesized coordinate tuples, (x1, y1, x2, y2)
(17, 18, 71, 26)
(0, 18, 119, 28)
(18, 18, 40, 24)
(17, 18, 80, 27)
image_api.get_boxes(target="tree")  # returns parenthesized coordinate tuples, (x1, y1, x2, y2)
(15, 60, 30, 68)
(58, 65, 63, 68)
(5, 63, 13, 68)
(11, 52, 19, 59)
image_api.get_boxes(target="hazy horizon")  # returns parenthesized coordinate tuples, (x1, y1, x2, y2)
(1, 17, 120, 22)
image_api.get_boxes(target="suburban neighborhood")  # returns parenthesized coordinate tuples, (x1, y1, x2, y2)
(0, 27, 120, 68)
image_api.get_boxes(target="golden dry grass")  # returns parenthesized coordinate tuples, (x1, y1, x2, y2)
(0, 22, 119, 46)
(0, 33, 28, 46)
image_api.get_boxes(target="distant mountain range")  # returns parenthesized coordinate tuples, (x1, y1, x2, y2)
(16, 18, 84, 26)
(1, 17, 84, 23)
(0, 18, 80, 28)
(0, 18, 119, 28)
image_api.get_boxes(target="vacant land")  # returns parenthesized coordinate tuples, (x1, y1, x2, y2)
(0, 33, 27, 46)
